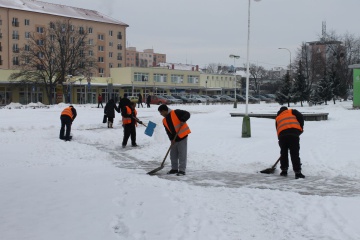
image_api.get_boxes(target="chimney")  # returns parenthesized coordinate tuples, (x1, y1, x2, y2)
(172, 64, 174, 70)
(196, 65, 199, 71)
(192, 67, 194, 71)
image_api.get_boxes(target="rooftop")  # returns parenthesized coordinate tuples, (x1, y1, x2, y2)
(0, 0, 128, 26)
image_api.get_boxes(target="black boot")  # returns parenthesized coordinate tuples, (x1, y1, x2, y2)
(280, 170, 288, 177)
(295, 172, 305, 179)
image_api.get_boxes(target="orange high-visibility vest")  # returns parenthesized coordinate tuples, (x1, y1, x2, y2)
(61, 107, 74, 120)
(276, 109, 302, 136)
(163, 110, 191, 138)
(122, 106, 137, 125)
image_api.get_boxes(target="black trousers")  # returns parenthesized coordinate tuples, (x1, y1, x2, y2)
(98, 102, 103, 108)
(60, 115, 72, 140)
(146, 102, 150, 108)
(278, 135, 301, 172)
(122, 124, 136, 146)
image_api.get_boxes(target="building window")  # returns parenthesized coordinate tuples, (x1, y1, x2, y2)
(171, 74, 184, 83)
(24, 19, 30, 26)
(25, 32, 30, 39)
(25, 45, 30, 51)
(117, 53, 122, 60)
(89, 50, 94, 56)
(98, 46, 104, 51)
(12, 44, 19, 53)
(98, 57, 104, 63)
(109, 30, 113, 36)
(50, 22, 55, 29)
(109, 42, 113, 47)
(50, 35, 55, 41)
(70, 37, 75, 44)
(98, 34, 104, 40)
(154, 73, 167, 83)
(99, 68, 104, 74)
(79, 27, 84, 34)
(117, 44, 122, 50)
(12, 18, 19, 27)
(36, 39, 44, 46)
(117, 32, 122, 39)
(88, 27, 93, 33)
(88, 39, 93, 45)
(134, 72, 149, 82)
(13, 57, 19, 65)
(109, 63, 113, 68)
(109, 52, 113, 58)
(188, 75, 199, 84)
(36, 27, 44, 33)
(12, 30, 19, 40)
(118, 63, 122, 67)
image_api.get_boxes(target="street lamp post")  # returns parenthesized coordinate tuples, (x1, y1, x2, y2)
(229, 54, 240, 108)
(278, 47, 292, 79)
(242, 0, 261, 138)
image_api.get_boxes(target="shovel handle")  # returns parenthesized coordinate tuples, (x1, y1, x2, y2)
(271, 157, 281, 169)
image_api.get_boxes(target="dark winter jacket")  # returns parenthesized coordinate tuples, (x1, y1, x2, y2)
(118, 96, 131, 113)
(163, 109, 190, 142)
(146, 95, 151, 103)
(276, 108, 304, 138)
(104, 99, 118, 118)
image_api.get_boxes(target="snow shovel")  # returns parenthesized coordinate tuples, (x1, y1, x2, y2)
(260, 156, 281, 174)
(132, 116, 156, 137)
(147, 128, 180, 175)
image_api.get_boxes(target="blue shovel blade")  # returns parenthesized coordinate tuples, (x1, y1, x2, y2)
(144, 121, 156, 137)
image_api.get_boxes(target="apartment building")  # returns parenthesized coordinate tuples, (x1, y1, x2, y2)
(126, 47, 166, 67)
(0, 0, 128, 77)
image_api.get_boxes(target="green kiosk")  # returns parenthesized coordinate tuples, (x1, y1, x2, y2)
(349, 64, 360, 108)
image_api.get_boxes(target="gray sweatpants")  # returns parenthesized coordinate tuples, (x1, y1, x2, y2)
(170, 137, 188, 172)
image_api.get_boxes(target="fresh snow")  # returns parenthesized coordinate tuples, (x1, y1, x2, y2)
(0, 101, 359, 240)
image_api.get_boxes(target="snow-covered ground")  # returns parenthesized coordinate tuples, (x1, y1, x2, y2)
(1, 101, 359, 240)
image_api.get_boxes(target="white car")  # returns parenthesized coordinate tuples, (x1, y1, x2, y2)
(188, 95, 207, 103)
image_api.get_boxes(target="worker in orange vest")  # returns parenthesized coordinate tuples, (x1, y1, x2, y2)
(60, 105, 77, 141)
(275, 106, 305, 179)
(121, 102, 142, 147)
(158, 104, 191, 176)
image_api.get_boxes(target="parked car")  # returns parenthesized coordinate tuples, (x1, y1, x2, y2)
(221, 95, 236, 102)
(127, 96, 139, 104)
(173, 95, 194, 103)
(187, 95, 207, 103)
(200, 95, 215, 103)
(253, 94, 273, 103)
(209, 95, 223, 102)
(161, 95, 183, 104)
(150, 95, 171, 105)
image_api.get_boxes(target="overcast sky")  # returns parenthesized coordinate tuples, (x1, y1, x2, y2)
(42, 0, 360, 69)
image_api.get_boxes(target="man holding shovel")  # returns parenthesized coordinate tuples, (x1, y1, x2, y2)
(276, 106, 305, 179)
(122, 102, 142, 147)
(158, 104, 191, 176)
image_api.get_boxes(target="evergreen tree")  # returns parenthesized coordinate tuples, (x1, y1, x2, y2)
(276, 73, 293, 107)
(293, 60, 310, 107)
(317, 72, 333, 105)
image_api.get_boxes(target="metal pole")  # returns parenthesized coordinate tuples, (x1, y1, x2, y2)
(229, 54, 240, 108)
(278, 48, 291, 79)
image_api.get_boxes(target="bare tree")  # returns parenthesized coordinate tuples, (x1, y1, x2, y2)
(10, 19, 97, 104)
(246, 63, 267, 95)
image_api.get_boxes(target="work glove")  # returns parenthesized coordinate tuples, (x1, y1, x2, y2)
(138, 121, 143, 124)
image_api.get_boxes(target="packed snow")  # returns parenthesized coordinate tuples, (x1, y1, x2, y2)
(0, 101, 359, 240)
